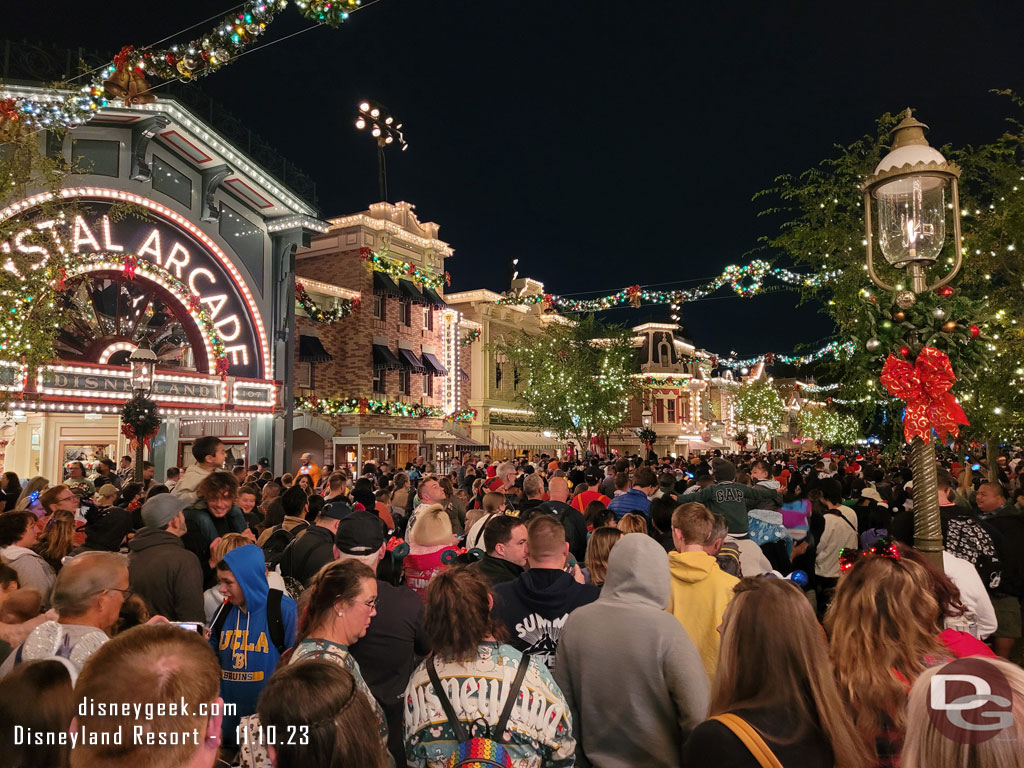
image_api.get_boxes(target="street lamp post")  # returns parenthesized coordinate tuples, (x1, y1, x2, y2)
(641, 408, 653, 430)
(355, 100, 408, 203)
(861, 109, 963, 568)
(128, 342, 157, 483)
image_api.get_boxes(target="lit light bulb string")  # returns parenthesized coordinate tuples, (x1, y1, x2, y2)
(0, 0, 379, 134)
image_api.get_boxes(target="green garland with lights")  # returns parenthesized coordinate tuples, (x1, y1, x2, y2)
(295, 282, 357, 323)
(296, 394, 474, 422)
(360, 247, 449, 291)
(120, 392, 161, 449)
(460, 328, 480, 347)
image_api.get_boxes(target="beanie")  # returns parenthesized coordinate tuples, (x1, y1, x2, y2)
(711, 458, 737, 482)
(408, 504, 453, 547)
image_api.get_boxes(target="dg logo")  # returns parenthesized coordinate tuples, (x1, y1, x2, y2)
(927, 657, 1014, 744)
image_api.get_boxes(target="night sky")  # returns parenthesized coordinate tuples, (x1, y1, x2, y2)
(7, 0, 1024, 360)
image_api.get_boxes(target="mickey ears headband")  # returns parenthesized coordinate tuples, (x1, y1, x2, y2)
(839, 537, 900, 573)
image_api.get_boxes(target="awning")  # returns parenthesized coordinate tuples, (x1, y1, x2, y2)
(399, 279, 426, 304)
(679, 439, 726, 451)
(373, 272, 402, 297)
(421, 352, 448, 376)
(490, 430, 564, 451)
(298, 334, 333, 363)
(425, 430, 487, 447)
(372, 344, 401, 369)
(422, 286, 447, 306)
(398, 347, 425, 371)
(460, 368, 470, 381)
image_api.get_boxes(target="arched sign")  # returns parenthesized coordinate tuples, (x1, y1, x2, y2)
(0, 189, 269, 379)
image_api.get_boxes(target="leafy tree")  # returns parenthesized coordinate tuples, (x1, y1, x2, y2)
(733, 377, 785, 451)
(492, 314, 639, 450)
(797, 406, 863, 446)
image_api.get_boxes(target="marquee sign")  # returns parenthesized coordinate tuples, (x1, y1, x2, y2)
(0, 188, 270, 380)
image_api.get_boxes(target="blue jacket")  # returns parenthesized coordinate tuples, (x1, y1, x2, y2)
(211, 544, 297, 747)
(607, 488, 651, 521)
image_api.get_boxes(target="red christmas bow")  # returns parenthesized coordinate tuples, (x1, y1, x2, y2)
(880, 346, 969, 444)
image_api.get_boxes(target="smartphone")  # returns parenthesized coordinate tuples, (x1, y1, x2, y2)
(170, 622, 205, 634)
(971, 464, 981, 471)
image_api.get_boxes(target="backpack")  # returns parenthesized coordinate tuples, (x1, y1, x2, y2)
(261, 521, 310, 567)
(426, 652, 533, 768)
(209, 589, 287, 655)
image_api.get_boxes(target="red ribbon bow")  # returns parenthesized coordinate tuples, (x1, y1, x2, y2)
(879, 346, 969, 444)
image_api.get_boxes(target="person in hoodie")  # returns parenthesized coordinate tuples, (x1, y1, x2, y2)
(182, 471, 249, 588)
(691, 458, 781, 534)
(172, 436, 227, 506)
(668, 502, 740, 680)
(210, 543, 297, 755)
(554, 533, 710, 767)
(492, 515, 599, 671)
(128, 493, 205, 622)
(0, 511, 55, 608)
(403, 504, 459, 600)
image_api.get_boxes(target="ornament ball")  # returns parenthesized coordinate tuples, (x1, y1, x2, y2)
(893, 311, 906, 322)
(866, 338, 881, 352)
(900, 345, 911, 357)
(895, 290, 917, 309)
(936, 285, 955, 298)
(932, 307, 946, 320)
(970, 324, 981, 338)
(942, 320, 957, 333)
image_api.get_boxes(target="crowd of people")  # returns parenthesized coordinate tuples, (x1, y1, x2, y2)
(0, 437, 1023, 767)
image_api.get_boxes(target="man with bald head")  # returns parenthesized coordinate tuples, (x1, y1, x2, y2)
(532, 475, 588, 562)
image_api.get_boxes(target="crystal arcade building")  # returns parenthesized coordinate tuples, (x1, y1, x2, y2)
(0, 85, 323, 480)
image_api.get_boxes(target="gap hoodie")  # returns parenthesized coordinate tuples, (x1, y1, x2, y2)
(667, 550, 739, 680)
(492, 568, 599, 670)
(211, 544, 297, 748)
(554, 534, 709, 768)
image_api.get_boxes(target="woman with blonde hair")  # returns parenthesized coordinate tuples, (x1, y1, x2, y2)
(584, 527, 624, 588)
(902, 656, 1024, 768)
(826, 550, 953, 767)
(14, 476, 49, 516)
(685, 578, 872, 768)
(33, 510, 79, 573)
(617, 512, 648, 536)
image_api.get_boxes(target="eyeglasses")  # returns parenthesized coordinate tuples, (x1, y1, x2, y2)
(105, 587, 134, 600)
(360, 596, 378, 609)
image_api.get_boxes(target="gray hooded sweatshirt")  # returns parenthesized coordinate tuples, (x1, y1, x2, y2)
(553, 533, 710, 768)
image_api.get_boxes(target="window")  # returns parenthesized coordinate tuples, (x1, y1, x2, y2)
(657, 340, 672, 365)
(373, 368, 385, 394)
(152, 156, 192, 207)
(72, 139, 119, 177)
(220, 204, 265, 287)
(655, 399, 665, 423)
(295, 362, 312, 388)
(422, 306, 433, 330)
(398, 369, 410, 395)
(422, 373, 433, 397)
(513, 367, 521, 392)
(681, 399, 691, 423)
(400, 300, 411, 326)
(667, 399, 676, 423)
(495, 362, 503, 390)
(373, 295, 385, 321)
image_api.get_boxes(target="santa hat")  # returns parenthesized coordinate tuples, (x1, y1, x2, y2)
(408, 504, 453, 547)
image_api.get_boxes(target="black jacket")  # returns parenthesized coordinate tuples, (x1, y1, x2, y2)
(534, 500, 588, 563)
(984, 505, 1024, 597)
(279, 524, 336, 586)
(492, 568, 599, 671)
(468, 553, 524, 587)
(128, 528, 205, 622)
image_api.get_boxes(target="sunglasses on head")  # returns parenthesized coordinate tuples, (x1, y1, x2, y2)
(838, 536, 900, 573)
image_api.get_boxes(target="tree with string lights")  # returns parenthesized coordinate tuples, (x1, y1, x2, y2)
(492, 314, 640, 453)
(797, 406, 863, 447)
(732, 377, 785, 451)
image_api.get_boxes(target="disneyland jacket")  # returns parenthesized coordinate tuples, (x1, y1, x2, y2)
(210, 544, 298, 747)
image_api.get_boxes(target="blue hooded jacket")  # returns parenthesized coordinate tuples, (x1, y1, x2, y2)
(211, 544, 297, 747)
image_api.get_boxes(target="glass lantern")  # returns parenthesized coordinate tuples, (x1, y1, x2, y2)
(129, 343, 158, 394)
(874, 174, 947, 267)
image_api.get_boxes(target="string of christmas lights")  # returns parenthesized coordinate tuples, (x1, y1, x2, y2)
(295, 282, 357, 323)
(460, 328, 480, 347)
(714, 340, 856, 370)
(494, 260, 840, 311)
(360, 247, 449, 291)
(0, 0, 362, 134)
(296, 394, 474, 422)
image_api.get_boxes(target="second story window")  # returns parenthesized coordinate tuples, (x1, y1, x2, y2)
(422, 373, 433, 397)
(400, 300, 411, 326)
(373, 295, 385, 321)
(513, 367, 521, 392)
(495, 362, 503, 390)
(667, 399, 676, 423)
(422, 306, 433, 330)
(373, 368, 385, 394)
(398, 368, 410, 395)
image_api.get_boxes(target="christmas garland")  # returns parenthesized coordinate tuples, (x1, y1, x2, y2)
(460, 328, 480, 347)
(120, 392, 161, 450)
(360, 247, 449, 291)
(1, 1, 363, 134)
(297, 394, 474, 422)
(295, 282, 357, 323)
(59, 253, 231, 375)
(635, 426, 658, 445)
(494, 260, 839, 312)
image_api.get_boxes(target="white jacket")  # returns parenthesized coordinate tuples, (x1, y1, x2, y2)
(816, 505, 858, 579)
(943, 550, 998, 639)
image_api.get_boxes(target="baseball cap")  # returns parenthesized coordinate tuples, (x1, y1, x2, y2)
(334, 510, 386, 555)
(96, 484, 119, 499)
(320, 500, 354, 521)
(141, 494, 188, 529)
(301, 452, 312, 460)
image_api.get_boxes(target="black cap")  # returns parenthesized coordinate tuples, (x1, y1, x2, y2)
(334, 510, 386, 555)
(258, 457, 270, 467)
(320, 501, 354, 521)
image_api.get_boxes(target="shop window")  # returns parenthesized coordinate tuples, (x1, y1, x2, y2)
(422, 306, 433, 330)
(152, 156, 192, 207)
(373, 294, 385, 321)
(667, 399, 676, 423)
(399, 368, 410, 395)
(373, 368, 385, 393)
(296, 362, 312, 388)
(681, 399, 691, 423)
(422, 373, 433, 397)
(400, 299, 412, 326)
(220, 204, 265, 288)
(72, 139, 119, 177)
